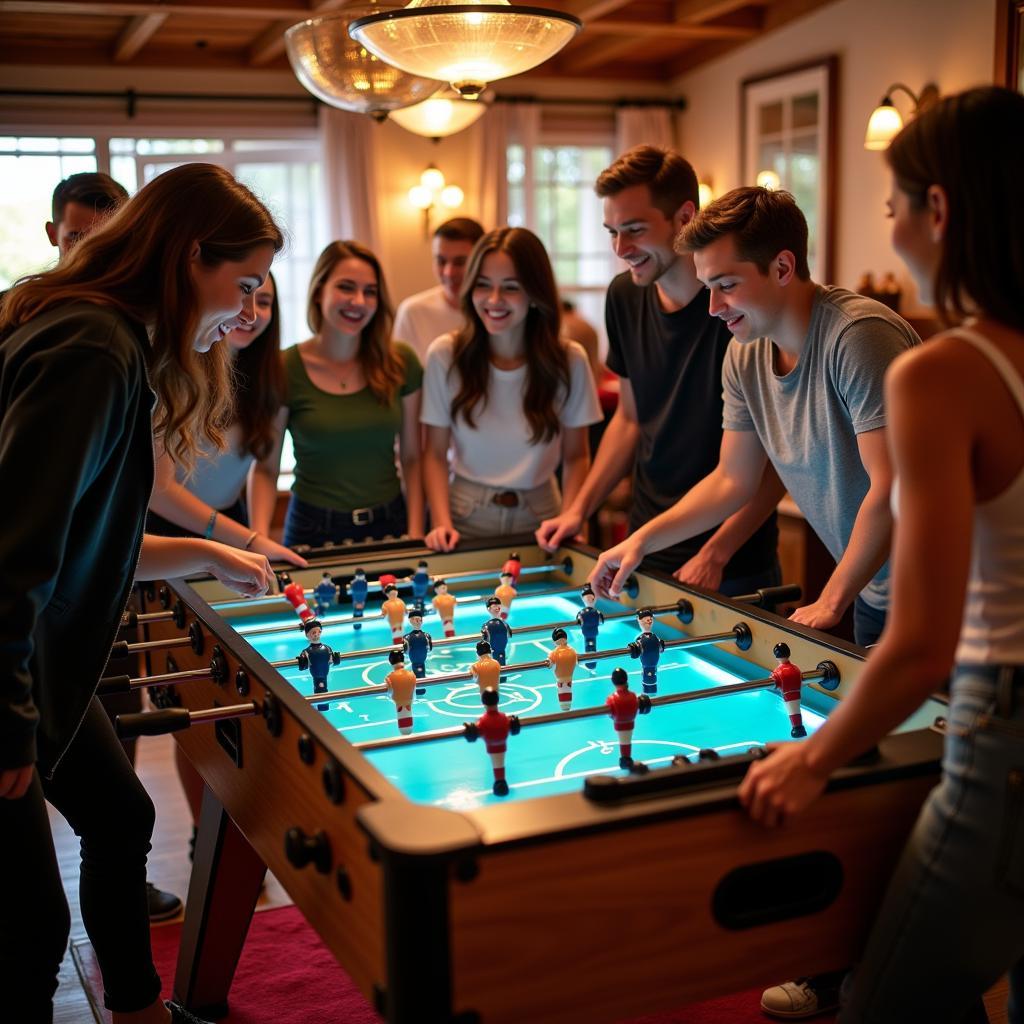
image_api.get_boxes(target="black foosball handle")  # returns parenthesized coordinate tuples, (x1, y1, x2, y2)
(116, 708, 191, 739)
(97, 674, 132, 695)
(734, 584, 802, 608)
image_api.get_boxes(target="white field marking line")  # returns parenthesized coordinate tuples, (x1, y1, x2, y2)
(554, 738, 700, 777)
(425, 683, 544, 719)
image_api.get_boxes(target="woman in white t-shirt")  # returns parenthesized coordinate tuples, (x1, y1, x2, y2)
(422, 227, 600, 550)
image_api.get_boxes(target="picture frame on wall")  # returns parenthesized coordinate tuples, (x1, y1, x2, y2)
(741, 55, 838, 283)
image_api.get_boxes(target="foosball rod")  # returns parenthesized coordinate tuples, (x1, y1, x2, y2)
(355, 665, 838, 752)
(115, 702, 259, 739)
(342, 556, 572, 593)
(236, 583, 571, 638)
(303, 624, 754, 704)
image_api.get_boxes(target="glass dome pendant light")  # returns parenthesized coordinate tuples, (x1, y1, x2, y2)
(349, 1, 583, 101)
(286, 4, 442, 122)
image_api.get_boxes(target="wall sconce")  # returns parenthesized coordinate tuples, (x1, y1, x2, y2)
(864, 82, 940, 150)
(756, 169, 781, 191)
(408, 165, 464, 239)
(698, 182, 714, 208)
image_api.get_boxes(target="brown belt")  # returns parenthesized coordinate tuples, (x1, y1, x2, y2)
(491, 490, 520, 508)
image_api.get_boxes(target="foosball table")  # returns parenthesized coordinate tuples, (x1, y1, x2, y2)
(112, 539, 945, 1024)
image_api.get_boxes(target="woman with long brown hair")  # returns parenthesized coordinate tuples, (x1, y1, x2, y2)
(422, 227, 600, 550)
(249, 239, 424, 548)
(147, 271, 304, 566)
(0, 162, 282, 1024)
(740, 86, 1024, 1023)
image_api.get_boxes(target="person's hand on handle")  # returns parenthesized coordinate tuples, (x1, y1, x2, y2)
(672, 548, 726, 591)
(535, 508, 584, 552)
(203, 543, 276, 598)
(249, 533, 308, 569)
(588, 535, 646, 600)
(425, 524, 460, 553)
(738, 741, 830, 827)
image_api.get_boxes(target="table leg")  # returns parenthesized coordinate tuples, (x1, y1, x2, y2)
(173, 784, 267, 1018)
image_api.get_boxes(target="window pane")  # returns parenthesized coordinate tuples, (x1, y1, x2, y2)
(791, 92, 819, 130)
(758, 101, 784, 135)
(111, 155, 138, 194)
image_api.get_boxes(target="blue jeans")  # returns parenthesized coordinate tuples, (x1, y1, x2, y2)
(283, 493, 407, 549)
(839, 664, 1024, 1023)
(854, 595, 888, 647)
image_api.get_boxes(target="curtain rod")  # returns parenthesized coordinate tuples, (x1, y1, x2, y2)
(1, 87, 685, 118)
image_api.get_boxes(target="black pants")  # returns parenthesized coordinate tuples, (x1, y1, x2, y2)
(0, 698, 161, 1021)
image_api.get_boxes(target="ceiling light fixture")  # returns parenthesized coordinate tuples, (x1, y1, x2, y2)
(389, 87, 491, 138)
(286, 5, 441, 122)
(349, 1, 583, 101)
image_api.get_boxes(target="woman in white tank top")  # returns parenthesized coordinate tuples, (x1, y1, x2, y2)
(740, 86, 1024, 1023)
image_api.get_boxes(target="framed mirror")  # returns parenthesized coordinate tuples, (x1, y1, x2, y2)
(741, 55, 838, 282)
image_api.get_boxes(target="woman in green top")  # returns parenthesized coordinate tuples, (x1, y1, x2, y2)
(250, 240, 424, 547)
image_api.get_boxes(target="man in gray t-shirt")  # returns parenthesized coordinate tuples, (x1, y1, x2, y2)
(589, 186, 919, 649)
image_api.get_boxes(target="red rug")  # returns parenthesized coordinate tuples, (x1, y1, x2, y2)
(72, 904, 837, 1023)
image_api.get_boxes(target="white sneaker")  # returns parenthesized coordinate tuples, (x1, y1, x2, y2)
(760, 978, 831, 1019)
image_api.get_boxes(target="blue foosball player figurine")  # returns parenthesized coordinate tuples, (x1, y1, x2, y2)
(297, 618, 341, 711)
(349, 567, 368, 630)
(576, 583, 605, 670)
(403, 605, 434, 696)
(411, 559, 432, 605)
(628, 607, 665, 695)
(313, 571, 338, 618)
(481, 596, 513, 665)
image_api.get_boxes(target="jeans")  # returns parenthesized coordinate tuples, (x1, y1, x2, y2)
(853, 596, 888, 647)
(283, 493, 407, 549)
(450, 475, 561, 540)
(0, 699, 161, 1021)
(839, 664, 1024, 1023)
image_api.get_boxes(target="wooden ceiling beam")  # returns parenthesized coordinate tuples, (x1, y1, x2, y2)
(561, 33, 644, 73)
(584, 19, 756, 40)
(112, 11, 166, 59)
(561, 0, 633, 20)
(1, 0, 313, 19)
(673, 0, 770, 23)
(246, 0, 355, 67)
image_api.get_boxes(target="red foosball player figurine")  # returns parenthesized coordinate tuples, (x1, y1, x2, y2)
(381, 584, 406, 643)
(385, 648, 417, 735)
(470, 640, 501, 695)
(284, 580, 315, 623)
(771, 641, 806, 737)
(502, 551, 522, 586)
(547, 627, 578, 711)
(463, 687, 520, 797)
(605, 667, 652, 769)
(432, 579, 457, 638)
(494, 571, 517, 621)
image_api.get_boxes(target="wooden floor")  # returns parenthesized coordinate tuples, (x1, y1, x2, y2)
(49, 734, 1010, 1024)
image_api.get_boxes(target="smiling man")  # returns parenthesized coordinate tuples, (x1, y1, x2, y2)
(590, 186, 919, 654)
(45, 171, 128, 260)
(393, 216, 484, 361)
(537, 146, 781, 596)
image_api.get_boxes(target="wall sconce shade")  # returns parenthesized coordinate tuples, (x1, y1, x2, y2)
(389, 87, 490, 138)
(864, 82, 940, 150)
(756, 169, 781, 191)
(349, 1, 583, 100)
(698, 182, 713, 208)
(286, 6, 441, 121)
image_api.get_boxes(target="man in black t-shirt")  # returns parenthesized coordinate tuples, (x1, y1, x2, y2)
(536, 145, 780, 593)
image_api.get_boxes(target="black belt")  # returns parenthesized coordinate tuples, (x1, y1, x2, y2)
(491, 491, 520, 508)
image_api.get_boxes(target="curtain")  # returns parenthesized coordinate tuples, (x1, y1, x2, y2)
(614, 105, 676, 155)
(473, 100, 541, 230)
(318, 104, 380, 249)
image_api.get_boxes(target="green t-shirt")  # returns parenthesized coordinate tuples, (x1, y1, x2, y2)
(284, 342, 423, 511)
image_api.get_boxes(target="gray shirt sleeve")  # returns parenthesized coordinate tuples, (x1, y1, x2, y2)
(721, 339, 756, 432)
(830, 317, 916, 434)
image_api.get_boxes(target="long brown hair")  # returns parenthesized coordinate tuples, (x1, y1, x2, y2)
(452, 227, 569, 444)
(886, 85, 1024, 333)
(1, 163, 284, 471)
(305, 240, 404, 405)
(233, 271, 285, 460)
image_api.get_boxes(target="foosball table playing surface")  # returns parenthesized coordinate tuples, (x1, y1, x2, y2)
(120, 539, 946, 1024)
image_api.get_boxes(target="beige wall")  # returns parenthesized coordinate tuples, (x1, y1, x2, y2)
(673, 0, 994, 311)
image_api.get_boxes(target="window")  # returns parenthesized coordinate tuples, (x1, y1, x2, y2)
(507, 135, 616, 355)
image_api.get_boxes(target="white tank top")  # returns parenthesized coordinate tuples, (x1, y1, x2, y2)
(953, 328, 1024, 664)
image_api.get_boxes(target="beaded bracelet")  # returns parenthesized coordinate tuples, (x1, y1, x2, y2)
(203, 509, 218, 540)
